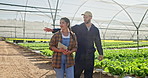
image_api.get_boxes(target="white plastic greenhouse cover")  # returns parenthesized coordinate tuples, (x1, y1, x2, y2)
(0, 0, 148, 40)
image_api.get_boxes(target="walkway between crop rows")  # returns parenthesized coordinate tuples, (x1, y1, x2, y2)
(0, 41, 114, 78)
(0, 41, 55, 78)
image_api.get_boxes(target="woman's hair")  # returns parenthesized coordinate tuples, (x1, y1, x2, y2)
(60, 17, 70, 29)
(60, 17, 76, 41)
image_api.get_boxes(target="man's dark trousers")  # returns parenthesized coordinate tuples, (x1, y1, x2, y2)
(74, 50, 95, 78)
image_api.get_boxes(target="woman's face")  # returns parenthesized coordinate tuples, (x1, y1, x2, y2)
(60, 19, 69, 29)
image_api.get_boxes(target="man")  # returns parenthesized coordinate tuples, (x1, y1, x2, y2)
(44, 11, 103, 78)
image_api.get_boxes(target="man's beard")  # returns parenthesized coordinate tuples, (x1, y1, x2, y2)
(85, 19, 91, 24)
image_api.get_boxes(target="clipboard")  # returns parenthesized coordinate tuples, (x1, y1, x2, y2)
(57, 42, 67, 49)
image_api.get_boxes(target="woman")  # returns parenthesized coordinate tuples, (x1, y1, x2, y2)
(49, 17, 77, 78)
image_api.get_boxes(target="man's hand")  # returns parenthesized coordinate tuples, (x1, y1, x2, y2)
(43, 27, 53, 32)
(98, 55, 103, 61)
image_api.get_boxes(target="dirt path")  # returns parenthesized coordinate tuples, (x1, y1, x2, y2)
(0, 41, 55, 78)
(0, 41, 115, 78)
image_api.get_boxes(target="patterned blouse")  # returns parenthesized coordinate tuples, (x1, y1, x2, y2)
(49, 31, 77, 68)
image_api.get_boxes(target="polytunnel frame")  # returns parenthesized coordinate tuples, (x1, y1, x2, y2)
(102, 4, 147, 40)
(0, 1, 61, 38)
(23, 0, 60, 38)
(70, 0, 147, 40)
(0, 0, 148, 51)
(69, 0, 148, 52)
(111, 0, 148, 52)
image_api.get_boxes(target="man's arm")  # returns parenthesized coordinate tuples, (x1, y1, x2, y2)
(52, 28, 61, 33)
(44, 27, 61, 33)
(44, 24, 79, 33)
(71, 25, 79, 33)
(95, 29, 103, 55)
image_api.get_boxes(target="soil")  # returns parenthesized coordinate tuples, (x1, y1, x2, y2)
(0, 41, 115, 78)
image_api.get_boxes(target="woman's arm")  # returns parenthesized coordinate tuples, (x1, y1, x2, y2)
(63, 48, 77, 55)
(64, 34, 77, 55)
(50, 46, 65, 52)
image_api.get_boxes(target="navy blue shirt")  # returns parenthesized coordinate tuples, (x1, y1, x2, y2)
(71, 23, 103, 60)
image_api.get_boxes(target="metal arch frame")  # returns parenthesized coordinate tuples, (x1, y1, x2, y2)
(53, 0, 60, 29)
(47, 0, 60, 29)
(110, 0, 148, 52)
(103, 6, 129, 40)
(22, 0, 60, 38)
(0, 2, 60, 10)
(103, 4, 146, 39)
(102, 1, 148, 39)
(69, 0, 148, 40)
(71, 0, 89, 24)
(92, 19, 105, 35)
(92, 19, 133, 39)
(23, 0, 28, 38)
(111, 20, 133, 40)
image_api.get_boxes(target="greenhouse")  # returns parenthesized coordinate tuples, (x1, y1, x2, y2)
(0, 0, 148, 78)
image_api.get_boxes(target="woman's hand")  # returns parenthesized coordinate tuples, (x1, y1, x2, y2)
(58, 48, 65, 52)
(66, 51, 73, 55)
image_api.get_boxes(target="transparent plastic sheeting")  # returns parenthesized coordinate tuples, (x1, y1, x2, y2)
(0, 0, 147, 39)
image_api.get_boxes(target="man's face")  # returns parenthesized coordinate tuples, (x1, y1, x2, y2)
(83, 15, 92, 24)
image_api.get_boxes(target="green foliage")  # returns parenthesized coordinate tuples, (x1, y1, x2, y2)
(18, 42, 148, 77)
(102, 42, 148, 49)
(40, 49, 53, 56)
(19, 43, 49, 47)
(95, 48, 148, 77)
